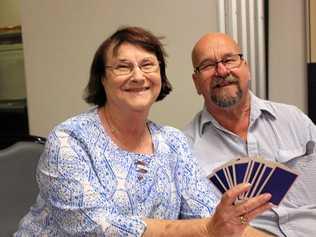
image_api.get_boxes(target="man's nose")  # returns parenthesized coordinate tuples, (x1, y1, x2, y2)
(214, 62, 230, 77)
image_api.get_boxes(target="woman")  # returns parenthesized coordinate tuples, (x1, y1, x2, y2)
(15, 27, 271, 236)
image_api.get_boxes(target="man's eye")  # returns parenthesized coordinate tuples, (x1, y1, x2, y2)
(223, 58, 236, 64)
(201, 63, 215, 69)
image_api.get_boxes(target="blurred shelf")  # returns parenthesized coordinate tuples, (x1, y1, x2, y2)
(0, 25, 22, 44)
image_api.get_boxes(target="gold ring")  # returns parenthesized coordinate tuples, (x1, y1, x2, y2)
(239, 215, 248, 225)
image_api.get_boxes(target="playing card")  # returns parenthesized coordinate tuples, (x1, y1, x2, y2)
(209, 174, 227, 194)
(257, 166, 298, 205)
(246, 162, 265, 198)
(249, 165, 273, 198)
(208, 156, 298, 206)
(212, 168, 230, 191)
(234, 159, 249, 185)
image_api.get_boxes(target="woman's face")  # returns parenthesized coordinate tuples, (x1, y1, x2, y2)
(102, 43, 162, 113)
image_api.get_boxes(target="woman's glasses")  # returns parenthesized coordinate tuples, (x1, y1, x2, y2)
(105, 59, 160, 76)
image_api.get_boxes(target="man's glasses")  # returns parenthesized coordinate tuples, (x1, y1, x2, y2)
(194, 54, 243, 73)
(105, 60, 160, 76)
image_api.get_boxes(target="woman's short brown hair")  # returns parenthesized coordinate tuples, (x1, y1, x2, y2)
(84, 26, 172, 106)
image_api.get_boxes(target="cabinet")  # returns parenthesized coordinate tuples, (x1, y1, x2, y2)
(0, 28, 29, 148)
(0, 99, 29, 149)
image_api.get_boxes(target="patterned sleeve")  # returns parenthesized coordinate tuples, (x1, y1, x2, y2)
(167, 129, 219, 219)
(37, 128, 146, 236)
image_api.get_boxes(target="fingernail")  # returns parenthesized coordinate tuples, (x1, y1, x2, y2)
(263, 193, 272, 199)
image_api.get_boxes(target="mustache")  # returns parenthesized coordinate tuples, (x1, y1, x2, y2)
(211, 75, 239, 88)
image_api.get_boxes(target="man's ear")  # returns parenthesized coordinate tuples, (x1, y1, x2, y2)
(192, 73, 202, 95)
(243, 60, 251, 82)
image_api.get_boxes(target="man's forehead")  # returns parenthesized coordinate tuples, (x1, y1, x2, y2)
(199, 38, 237, 54)
(192, 33, 239, 64)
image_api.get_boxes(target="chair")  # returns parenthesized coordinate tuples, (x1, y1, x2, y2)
(0, 138, 45, 236)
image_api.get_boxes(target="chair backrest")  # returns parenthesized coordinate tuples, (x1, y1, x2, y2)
(0, 141, 45, 236)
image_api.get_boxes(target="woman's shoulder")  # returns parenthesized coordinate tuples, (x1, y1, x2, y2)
(149, 121, 187, 140)
(149, 121, 191, 154)
(50, 107, 100, 138)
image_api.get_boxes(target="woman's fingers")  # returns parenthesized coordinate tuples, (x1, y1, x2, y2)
(209, 185, 273, 236)
(234, 193, 272, 217)
(241, 201, 273, 223)
(220, 183, 251, 206)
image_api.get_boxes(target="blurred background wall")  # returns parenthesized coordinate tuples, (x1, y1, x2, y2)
(0, 0, 309, 136)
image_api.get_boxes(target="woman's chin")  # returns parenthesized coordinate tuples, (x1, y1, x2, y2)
(125, 102, 153, 113)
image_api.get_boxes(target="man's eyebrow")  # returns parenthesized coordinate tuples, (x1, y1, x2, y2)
(198, 52, 239, 65)
(222, 52, 238, 58)
(197, 58, 215, 66)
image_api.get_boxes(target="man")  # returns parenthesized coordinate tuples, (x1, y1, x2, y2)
(184, 32, 316, 237)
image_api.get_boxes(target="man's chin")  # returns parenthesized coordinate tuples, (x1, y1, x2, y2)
(211, 93, 242, 108)
(210, 86, 243, 108)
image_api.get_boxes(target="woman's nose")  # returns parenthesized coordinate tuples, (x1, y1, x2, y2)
(130, 65, 145, 82)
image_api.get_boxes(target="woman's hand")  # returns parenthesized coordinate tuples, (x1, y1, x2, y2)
(206, 183, 272, 237)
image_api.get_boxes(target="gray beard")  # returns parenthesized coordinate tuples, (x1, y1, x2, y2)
(210, 75, 243, 108)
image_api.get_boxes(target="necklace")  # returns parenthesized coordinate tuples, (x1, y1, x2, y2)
(103, 107, 117, 134)
(102, 106, 152, 154)
(101, 108, 153, 180)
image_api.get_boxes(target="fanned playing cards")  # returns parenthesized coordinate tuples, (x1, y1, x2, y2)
(208, 156, 298, 205)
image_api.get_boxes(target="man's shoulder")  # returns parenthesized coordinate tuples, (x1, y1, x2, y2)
(182, 110, 203, 136)
(182, 110, 203, 141)
(255, 97, 315, 137)
(260, 98, 298, 110)
(259, 98, 306, 120)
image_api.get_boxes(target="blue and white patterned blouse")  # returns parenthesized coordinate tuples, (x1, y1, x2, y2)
(15, 108, 218, 236)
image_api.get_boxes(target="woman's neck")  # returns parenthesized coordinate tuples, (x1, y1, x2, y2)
(99, 105, 153, 154)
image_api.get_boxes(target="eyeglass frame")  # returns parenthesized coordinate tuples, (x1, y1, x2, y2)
(194, 53, 244, 73)
(105, 60, 160, 76)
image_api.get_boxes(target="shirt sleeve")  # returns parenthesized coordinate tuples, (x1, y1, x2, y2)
(37, 128, 146, 236)
(170, 130, 219, 219)
(302, 109, 316, 146)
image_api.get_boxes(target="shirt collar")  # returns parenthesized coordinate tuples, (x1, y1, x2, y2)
(250, 92, 276, 120)
(199, 106, 220, 136)
(199, 91, 277, 135)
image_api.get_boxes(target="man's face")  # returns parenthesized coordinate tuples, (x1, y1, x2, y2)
(192, 34, 250, 110)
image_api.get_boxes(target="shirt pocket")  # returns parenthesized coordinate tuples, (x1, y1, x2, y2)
(276, 147, 306, 163)
(277, 145, 316, 206)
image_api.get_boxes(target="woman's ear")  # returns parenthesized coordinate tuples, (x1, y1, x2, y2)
(101, 76, 106, 86)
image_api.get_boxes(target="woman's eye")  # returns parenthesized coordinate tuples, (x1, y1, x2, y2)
(116, 64, 130, 70)
(141, 63, 154, 69)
